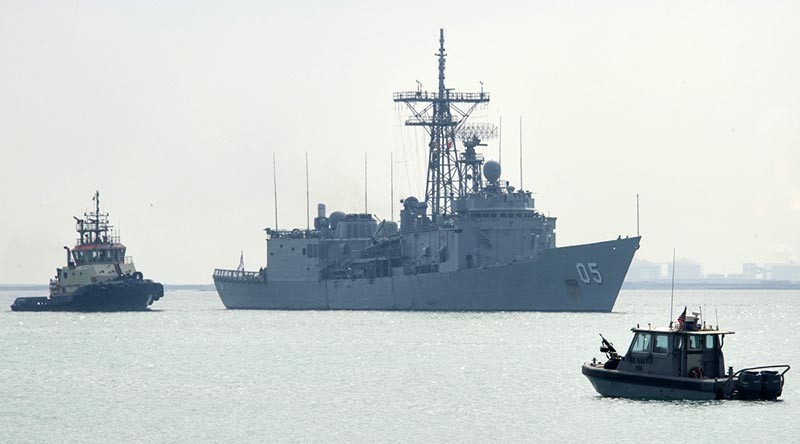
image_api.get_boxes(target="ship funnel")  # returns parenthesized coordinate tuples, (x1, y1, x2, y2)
(63, 246, 74, 267)
(314, 203, 329, 230)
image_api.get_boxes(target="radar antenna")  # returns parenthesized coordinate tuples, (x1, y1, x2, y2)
(393, 29, 490, 220)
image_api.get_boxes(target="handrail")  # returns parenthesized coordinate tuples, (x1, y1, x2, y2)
(393, 91, 490, 102)
(731, 364, 791, 378)
(213, 268, 262, 280)
(720, 364, 791, 390)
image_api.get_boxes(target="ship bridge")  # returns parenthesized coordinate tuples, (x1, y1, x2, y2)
(68, 191, 130, 266)
(71, 243, 128, 265)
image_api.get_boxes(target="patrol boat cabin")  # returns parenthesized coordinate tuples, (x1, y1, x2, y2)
(582, 311, 789, 400)
(619, 323, 730, 380)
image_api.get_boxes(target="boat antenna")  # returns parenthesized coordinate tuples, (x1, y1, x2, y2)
(390, 152, 394, 219)
(305, 150, 310, 233)
(364, 153, 368, 213)
(636, 193, 640, 237)
(519, 116, 523, 190)
(498, 115, 502, 165)
(273, 153, 279, 231)
(93, 190, 101, 243)
(670, 248, 676, 326)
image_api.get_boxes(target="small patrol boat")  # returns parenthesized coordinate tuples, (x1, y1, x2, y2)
(11, 192, 164, 312)
(582, 309, 789, 400)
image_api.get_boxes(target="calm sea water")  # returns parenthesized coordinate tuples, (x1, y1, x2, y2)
(1, 289, 798, 443)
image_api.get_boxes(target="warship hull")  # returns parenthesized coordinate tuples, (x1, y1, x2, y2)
(11, 280, 164, 312)
(214, 237, 639, 312)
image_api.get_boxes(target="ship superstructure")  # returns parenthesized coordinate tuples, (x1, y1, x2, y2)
(50, 191, 137, 295)
(213, 29, 640, 311)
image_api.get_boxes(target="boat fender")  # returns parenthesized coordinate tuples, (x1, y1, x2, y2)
(91, 277, 97, 283)
(689, 367, 704, 379)
(133, 271, 144, 280)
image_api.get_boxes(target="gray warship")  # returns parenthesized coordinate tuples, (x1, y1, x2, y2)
(212, 29, 640, 311)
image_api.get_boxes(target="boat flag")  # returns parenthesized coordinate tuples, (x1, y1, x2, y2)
(236, 250, 244, 272)
(677, 306, 687, 328)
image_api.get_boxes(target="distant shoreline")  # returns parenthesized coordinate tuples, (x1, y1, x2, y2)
(622, 280, 800, 290)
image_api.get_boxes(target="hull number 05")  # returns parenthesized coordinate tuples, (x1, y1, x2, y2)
(576, 262, 603, 284)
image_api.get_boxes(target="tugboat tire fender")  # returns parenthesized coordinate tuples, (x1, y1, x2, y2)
(689, 367, 704, 379)
(133, 271, 144, 281)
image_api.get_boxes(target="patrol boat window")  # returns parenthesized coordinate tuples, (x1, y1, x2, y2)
(653, 334, 669, 354)
(688, 335, 702, 350)
(631, 333, 651, 353)
(705, 335, 715, 350)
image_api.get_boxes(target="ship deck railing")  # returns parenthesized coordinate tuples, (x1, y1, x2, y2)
(213, 269, 263, 282)
(266, 229, 317, 240)
(393, 91, 490, 103)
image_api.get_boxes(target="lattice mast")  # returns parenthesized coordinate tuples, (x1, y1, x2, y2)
(393, 29, 489, 220)
(75, 191, 115, 245)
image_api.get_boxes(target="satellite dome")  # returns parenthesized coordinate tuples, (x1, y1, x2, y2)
(483, 160, 501, 183)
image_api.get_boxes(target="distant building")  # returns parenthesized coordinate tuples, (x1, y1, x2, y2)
(741, 262, 800, 281)
(768, 263, 800, 281)
(626, 260, 663, 282)
(742, 263, 761, 279)
(667, 259, 703, 280)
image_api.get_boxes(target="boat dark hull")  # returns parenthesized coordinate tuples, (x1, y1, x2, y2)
(582, 363, 725, 400)
(10, 279, 164, 312)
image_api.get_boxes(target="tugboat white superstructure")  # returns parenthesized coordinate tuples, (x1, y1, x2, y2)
(582, 310, 790, 400)
(11, 192, 163, 312)
(212, 29, 640, 311)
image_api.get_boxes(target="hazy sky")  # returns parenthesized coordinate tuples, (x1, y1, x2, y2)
(2, 1, 798, 284)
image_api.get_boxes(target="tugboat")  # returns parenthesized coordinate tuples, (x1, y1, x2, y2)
(582, 309, 790, 400)
(11, 192, 164, 312)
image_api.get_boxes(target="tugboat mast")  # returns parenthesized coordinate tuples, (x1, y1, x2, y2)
(394, 28, 490, 220)
(94, 190, 102, 243)
(75, 190, 112, 245)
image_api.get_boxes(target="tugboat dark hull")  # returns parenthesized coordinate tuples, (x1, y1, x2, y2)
(11, 280, 164, 312)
